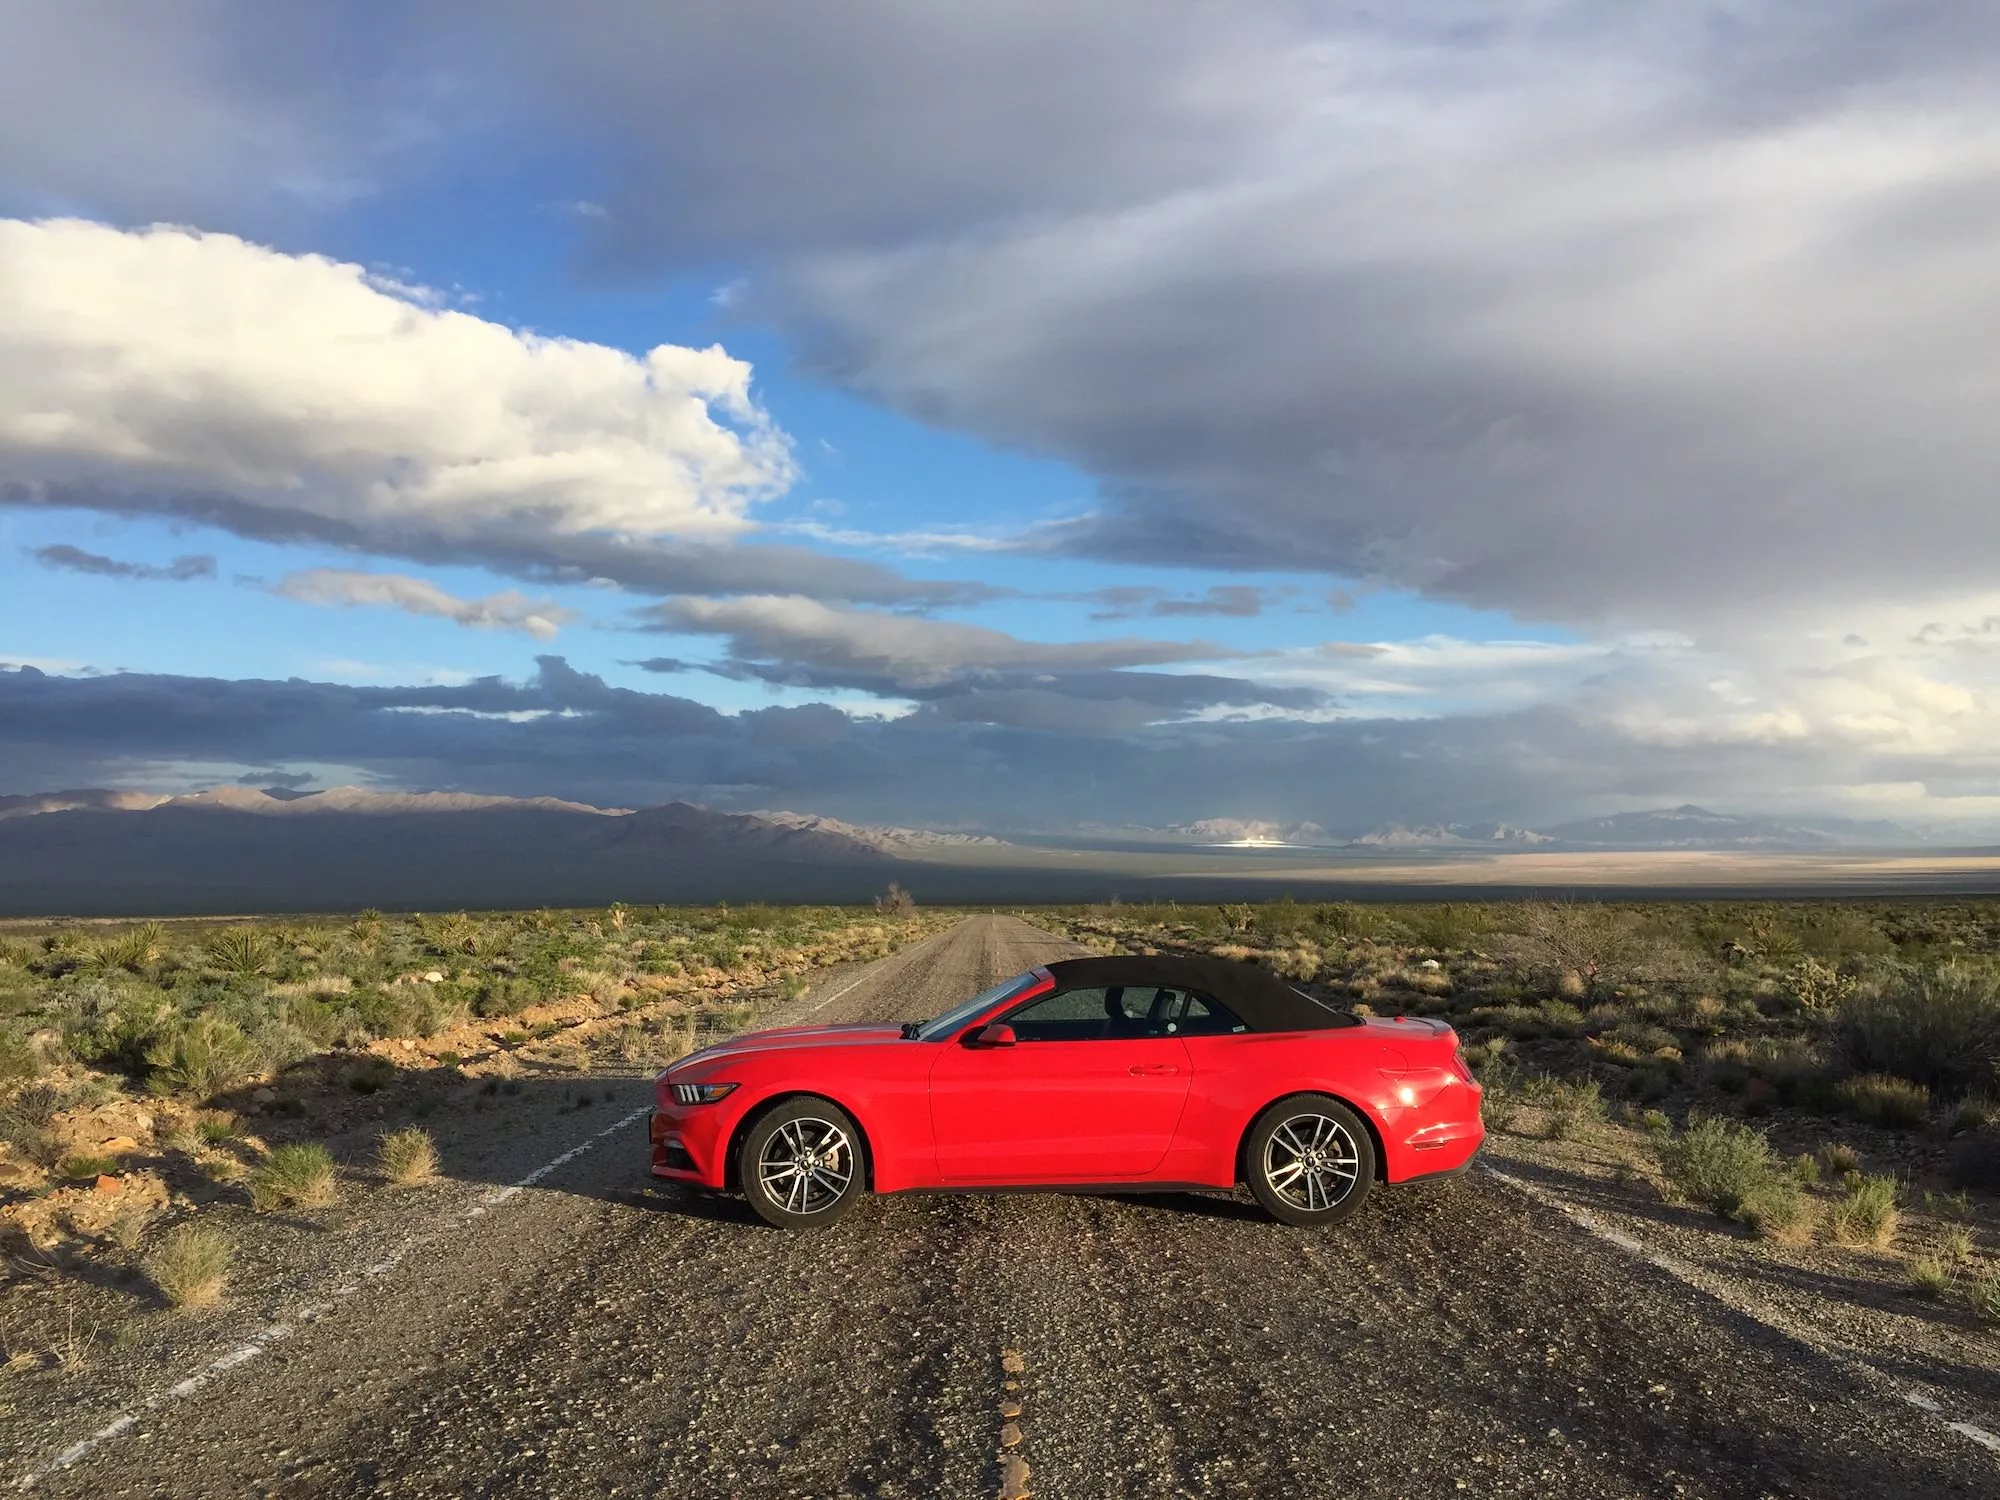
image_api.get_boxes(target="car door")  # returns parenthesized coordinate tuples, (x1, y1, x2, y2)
(927, 984, 1193, 1183)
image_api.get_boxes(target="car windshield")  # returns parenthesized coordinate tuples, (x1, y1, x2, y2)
(911, 970, 1044, 1041)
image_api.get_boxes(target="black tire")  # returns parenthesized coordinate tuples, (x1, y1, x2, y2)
(738, 1096, 867, 1229)
(1243, 1093, 1376, 1228)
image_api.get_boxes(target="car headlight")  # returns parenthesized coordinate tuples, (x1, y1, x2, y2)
(672, 1081, 738, 1106)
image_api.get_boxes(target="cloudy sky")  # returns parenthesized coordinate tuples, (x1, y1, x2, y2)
(4, 2, 2000, 835)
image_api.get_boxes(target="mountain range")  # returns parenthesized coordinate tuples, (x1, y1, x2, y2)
(0, 788, 909, 915)
(1163, 805, 1908, 851)
(0, 788, 1938, 915)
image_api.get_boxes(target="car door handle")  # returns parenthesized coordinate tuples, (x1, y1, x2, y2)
(1128, 1064, 1180, 1076)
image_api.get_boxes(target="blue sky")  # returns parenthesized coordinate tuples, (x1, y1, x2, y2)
(3, 4, 1999, 836)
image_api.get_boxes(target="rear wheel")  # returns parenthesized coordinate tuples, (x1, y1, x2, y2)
(1244, 1093, 1376, 1227)
(739, 1097, 866, 1229)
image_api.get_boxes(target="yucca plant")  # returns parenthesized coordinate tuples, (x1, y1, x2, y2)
(204, 927, 274, 978)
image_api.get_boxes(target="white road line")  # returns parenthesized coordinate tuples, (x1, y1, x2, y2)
(790, 969, 890, 1022)
(1483, 1163, 2000, 1466)
(18, 1104, 652, 1491)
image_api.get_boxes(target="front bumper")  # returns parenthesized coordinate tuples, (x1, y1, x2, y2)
(648, 1103, 735, 1188)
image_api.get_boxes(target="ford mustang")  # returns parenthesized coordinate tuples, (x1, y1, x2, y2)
(649, 954, 1483, 1229)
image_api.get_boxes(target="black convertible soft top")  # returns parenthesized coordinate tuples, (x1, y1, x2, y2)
(1040, 955, 1358, 1034)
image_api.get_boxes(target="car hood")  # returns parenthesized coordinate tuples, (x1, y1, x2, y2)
(671, 1021, 907, 1071)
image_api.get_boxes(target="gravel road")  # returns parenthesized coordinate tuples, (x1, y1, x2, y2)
(32, 915, 1998, 1498)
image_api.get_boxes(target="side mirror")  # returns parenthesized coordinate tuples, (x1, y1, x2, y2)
(972, 1022, 1017, 1047)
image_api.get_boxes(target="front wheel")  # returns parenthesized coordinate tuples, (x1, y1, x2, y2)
(1244, 1094, 1376, 1227)
(739, 1097, 866, 1229)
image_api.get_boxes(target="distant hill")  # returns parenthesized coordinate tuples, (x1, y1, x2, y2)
(749, 809, 1008, 853)
(0, 788, 169, 820)
(1539, 804, 1912, 849)
(1351, 823, 1556, 848)
(0, 787, 905, 915)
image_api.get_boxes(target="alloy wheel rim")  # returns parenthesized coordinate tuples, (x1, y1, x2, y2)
(757, 1117, 853, 1215)
(1262, 1113, 1359, 1212)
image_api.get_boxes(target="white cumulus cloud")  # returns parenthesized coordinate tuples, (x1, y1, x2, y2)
(0, 217, 794, 575)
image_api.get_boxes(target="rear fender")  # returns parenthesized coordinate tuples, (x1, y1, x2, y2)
(1236, 1089, 1389, 1185)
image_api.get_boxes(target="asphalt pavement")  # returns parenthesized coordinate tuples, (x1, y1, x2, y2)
(31, 916, 1999, 1498)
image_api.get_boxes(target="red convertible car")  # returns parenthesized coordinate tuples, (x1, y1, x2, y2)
(649, 955, 1483, 1229)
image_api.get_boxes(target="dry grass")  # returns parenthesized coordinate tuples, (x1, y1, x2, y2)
(247, 1143, 339, 1212)
(1834, 1073, 1931, 1129)
(1828, 1174, 1900, 1249)
(377, 1127, 438, 1186)
(142, 1223, 233, 1309)
(1907, 1254, 1955, 1299)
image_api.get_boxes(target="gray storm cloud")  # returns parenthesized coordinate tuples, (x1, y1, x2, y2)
(10, 6, 2000, 625)
(0, 657, 1945, 835)
(4, 4, 2000, 828)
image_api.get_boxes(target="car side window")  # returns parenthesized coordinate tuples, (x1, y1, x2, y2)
(1172, 991, 1248, 1036)
(1003, 986, 1172, 1041)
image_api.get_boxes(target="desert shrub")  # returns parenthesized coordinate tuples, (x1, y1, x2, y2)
(1735, 1177, 1814, 1242)
(1967, 1269, 2000, 1324)
(1797, 909, 1897, 960)
(1536, 1001, 1587, 1038)
(874, 882, 917, 918)
(346, 1057, 398, 1094)
(1787, 957, 1852, 1012)
(1834, 1073, 1931, 1130)
(1907, 1255, 1955, 1299)
(1546, 1077, 1605, 1139)
(1839, 964, 2000, 1090)
(143, 1223, 233, 1309)
(55, 978, 177, 1073)
(1950, 1096, 2000, 1135)
(1657, 1116, 1778, 1217)
(0, 1084, 71, 1166)
(1818, 1142, 1862, 1175)
(1701, 1040, 1754, 1093)
(57, 1153, 118, 1180)
(1518, 1075, 1605, 1139)
(145, 1014, 265, 1099)
(348, 986, 426, 1040)
(248, 1019, 320, 1073)
(203, 927, 275, 978)
(1408, 904, 1483, 952)
(1625, 1065, 1675, 1103)
(473, 975, 543, 1019)
(1828, 1173, 1899, 1248)
(377, 1127, 438, 1186)
(1510, 902, 1629, 984)
(248, 1143, 339, 1212)
(1267, 945, 1323, 982)
(1603, 1021, 1679, 1054)
(0, 1027, 40, 1084)
(278, 995, 346, 1049)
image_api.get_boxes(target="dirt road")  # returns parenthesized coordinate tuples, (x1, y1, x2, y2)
(25, 916, 1998, 1497)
